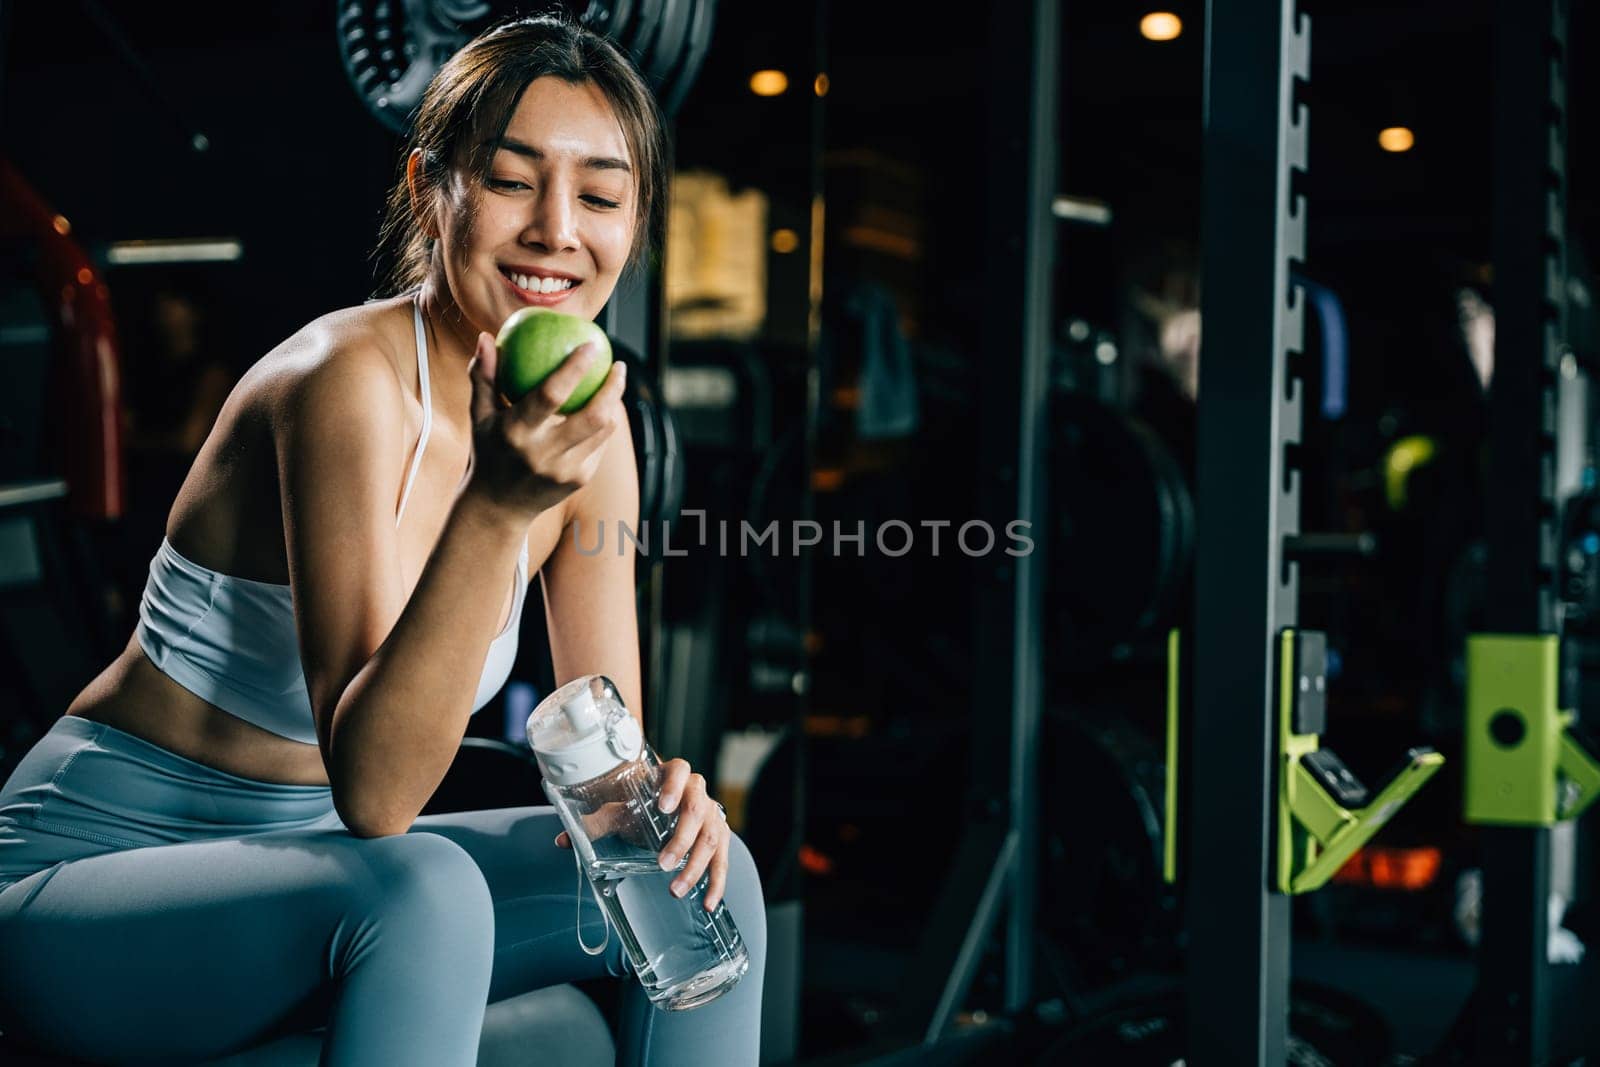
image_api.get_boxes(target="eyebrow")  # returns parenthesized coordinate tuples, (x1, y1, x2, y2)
(489, 137, 631, 175)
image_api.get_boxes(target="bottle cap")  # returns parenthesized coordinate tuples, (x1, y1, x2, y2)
(526, 675, 642, 785)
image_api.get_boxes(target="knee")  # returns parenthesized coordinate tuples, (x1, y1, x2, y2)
(350, 832, 495, 955)
(723, 832, 766, 956)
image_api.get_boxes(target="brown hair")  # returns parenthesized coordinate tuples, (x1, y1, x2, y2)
(373, 10, 669, 295)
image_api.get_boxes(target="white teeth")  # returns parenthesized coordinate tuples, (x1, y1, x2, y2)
(508, 271, 575, 294)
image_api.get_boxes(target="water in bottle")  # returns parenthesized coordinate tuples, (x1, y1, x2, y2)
(528, 675, 749, 1011)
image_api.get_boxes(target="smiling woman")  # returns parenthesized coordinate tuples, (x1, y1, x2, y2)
(376, 19, 668, 303)
(0, 11, 765, 1067)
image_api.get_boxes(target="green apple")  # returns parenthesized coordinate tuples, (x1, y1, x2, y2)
(494, 307, 614, 414)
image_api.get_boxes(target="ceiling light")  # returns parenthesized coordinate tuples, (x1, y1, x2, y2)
(1140, 13, 1182, 41)
(1378, 127, 1415, 153)
(750, 70, 788, 97)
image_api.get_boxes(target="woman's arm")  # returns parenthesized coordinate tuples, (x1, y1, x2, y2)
(543, 417, 733, 910)
(540, 406, 642, 717)
(279, 346, 528, 838)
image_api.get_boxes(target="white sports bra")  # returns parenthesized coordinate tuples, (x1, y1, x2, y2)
(134, 298, 529, 744)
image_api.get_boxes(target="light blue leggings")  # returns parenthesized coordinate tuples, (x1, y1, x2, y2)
(0, 715, 766, 1065)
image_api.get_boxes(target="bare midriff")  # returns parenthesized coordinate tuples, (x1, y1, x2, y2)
(66, 640, 335, 786)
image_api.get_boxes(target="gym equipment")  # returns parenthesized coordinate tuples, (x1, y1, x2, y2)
(1463, 635, 1600, 825)
(613, 337, 684, 530)
(1039, 711, 1178, 987)
(0, 161, 125, 521)
(336, 0, 720, 132)
(1181, 0, 1316, 1058)
(1273, 630, 1443, 894)
(1442, 2, 1581, 1060)
(1048, 393, 1193, 669)
(1162, 628, 1444, 895)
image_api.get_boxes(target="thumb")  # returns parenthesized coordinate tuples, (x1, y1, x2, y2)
(468, 333, 500, 423)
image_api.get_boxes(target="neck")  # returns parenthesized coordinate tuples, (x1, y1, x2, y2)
(415, 273, 480, 373)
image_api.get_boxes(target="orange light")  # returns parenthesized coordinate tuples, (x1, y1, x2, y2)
(1378, 126, 1415, 153)
(52, 215, 71, 235)
(771, 228, 800, 254)
(1331, 846, 1442, 891)
(749, 70, 788, 97)
(797, 844, 835, 876)
(811, 467, 845, 492)
(814, 73, 830, 97)
(76, 267, 94, 285)
(1140, 12, 1182, 41)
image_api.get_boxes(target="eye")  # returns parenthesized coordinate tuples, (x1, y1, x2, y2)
(487, 178, 530, 191)
(584, 196, 622, 209)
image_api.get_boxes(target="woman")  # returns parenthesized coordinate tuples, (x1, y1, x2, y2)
(0, 13, 765, 1065)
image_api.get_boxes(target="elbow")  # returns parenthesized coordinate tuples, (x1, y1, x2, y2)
(332, 784, 413, 839)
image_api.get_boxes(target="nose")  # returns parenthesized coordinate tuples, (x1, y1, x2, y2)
(521, 179, 580, 253)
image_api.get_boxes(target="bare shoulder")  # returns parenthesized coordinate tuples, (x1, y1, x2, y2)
(219, 298, 419, 451)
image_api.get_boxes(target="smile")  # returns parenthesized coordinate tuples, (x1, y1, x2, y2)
(500, 268, 581, 306)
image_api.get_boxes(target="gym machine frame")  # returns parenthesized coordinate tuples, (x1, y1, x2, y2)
(1175, 2, 1439, 1061)
(1445, 1, 1600, 1061)
(1179, 3, 1315, 1060)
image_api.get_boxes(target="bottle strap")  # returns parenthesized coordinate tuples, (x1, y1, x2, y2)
(573, 851, 610, 957)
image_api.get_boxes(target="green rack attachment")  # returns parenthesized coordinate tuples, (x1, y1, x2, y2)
(1275, 629, 1444, 895)
(1163, 628, 1443, 893)
(1164, 627, 1180, 884)
(1465, 634, 1600, 825)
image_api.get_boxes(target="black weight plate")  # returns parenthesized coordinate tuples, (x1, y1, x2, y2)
(642, 0, 695, 92)
(337, 0, 478, 134)
(577, 0, 635, 48)
(615, 0, 663, 71)
(1039, 711, 1177, 985)
(660, 0, 717, 116)
(1048, 392, 1194, 667)
(612, 338, 662, 526)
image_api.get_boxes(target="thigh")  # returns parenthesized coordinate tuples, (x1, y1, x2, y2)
(410, 806, 630, 999)
(0, 826, 381, 1064)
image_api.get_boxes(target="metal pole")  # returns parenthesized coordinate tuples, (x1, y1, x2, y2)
(891, 0, 1055, 1042)
(1187, 1, 1310, 1063)
(1466, 0, 1568, 1060)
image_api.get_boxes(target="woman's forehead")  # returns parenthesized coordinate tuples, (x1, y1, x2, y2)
(496, 77, 631, 169)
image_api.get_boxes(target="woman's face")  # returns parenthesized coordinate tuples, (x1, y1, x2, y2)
(434, 75, 636, 332)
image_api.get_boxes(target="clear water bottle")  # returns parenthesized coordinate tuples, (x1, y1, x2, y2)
(527, 675, 749, 1011)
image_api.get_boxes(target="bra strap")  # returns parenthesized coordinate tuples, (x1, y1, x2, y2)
(395, 297, 433, 528)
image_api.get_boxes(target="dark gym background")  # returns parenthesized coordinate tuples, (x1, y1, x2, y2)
(3, 0, 1599, 1063)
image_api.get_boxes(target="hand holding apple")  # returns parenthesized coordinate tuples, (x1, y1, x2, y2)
(495, 307, 615, 413)
(462, 316, 627, 523)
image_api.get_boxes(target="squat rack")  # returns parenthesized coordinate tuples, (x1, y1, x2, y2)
(1188, 1, 1586, 1064)
(1185, 1, 1309, 1063)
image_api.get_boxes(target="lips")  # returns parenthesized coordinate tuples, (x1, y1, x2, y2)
(500, 268, 581, 307)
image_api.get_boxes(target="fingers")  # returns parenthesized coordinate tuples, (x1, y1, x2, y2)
(468, 333, 502, 424)
(656, 768, 730, 909)
(555, 830, 571, 849)
(656, 758, 693, 816)
(705, 827, 730, 911)
(674, 819, 721, 903)
(509, 341, 609, 425)
(550, 362, 628, 465)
